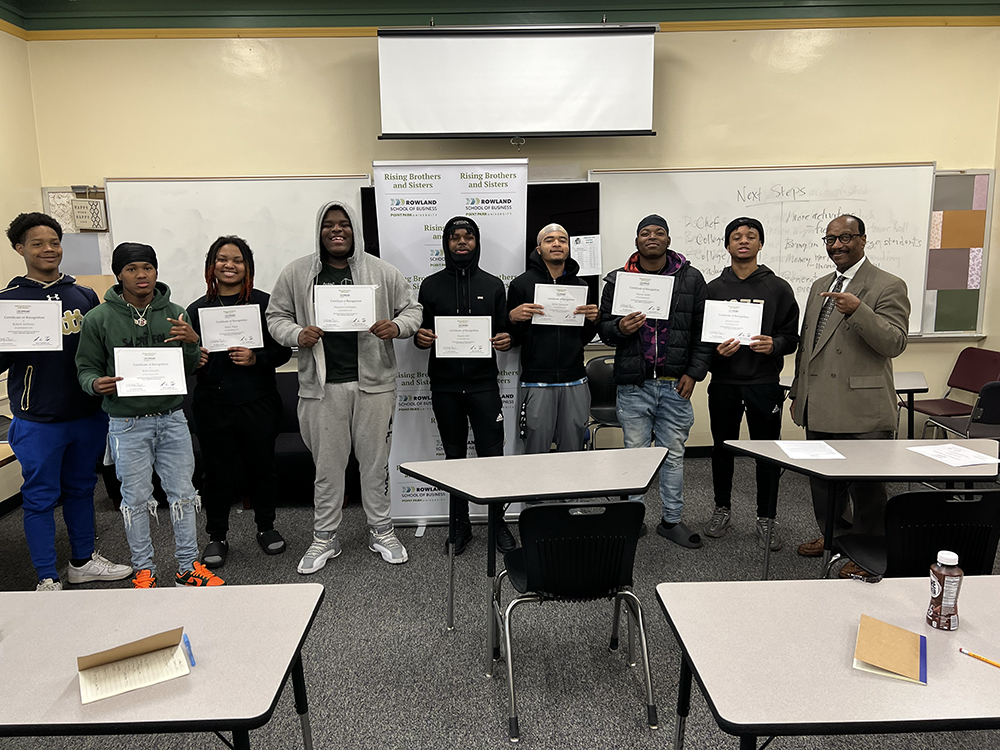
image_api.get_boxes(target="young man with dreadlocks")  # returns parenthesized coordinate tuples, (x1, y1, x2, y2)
(186, 236, 292, 569)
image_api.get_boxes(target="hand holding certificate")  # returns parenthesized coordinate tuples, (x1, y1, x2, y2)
(533, 285, 588, 327)
(198, 304, 264, 352)
(702, 300, 764, 346)
(435, 316, 491, 358)
(611, 273, 674, 320)
(0, 299, 63, 351)
(314, 285, 376, 332)
(114, 347, 187, 397)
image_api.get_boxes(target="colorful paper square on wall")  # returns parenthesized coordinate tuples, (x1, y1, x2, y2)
(935, 289, 979, 332)
(939, 210, 987, 249)
(927, 248, 971, 290)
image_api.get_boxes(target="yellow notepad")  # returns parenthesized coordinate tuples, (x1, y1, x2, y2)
(853, 614, 927, 685)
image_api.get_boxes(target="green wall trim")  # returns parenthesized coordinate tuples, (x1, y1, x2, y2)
(3, 1, 1000, 32)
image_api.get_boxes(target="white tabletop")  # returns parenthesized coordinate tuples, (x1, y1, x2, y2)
(399, 446, 667, 503)
(779, 371, 928, 394)
(0, 583, 324, 734)
(725, 439, 999, 482)
(657, 576, 1000, 735)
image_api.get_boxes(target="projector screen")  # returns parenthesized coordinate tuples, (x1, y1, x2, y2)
(377, 25, 657, 139)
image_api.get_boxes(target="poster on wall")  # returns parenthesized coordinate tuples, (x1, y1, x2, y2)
(374, 159, 528, 524)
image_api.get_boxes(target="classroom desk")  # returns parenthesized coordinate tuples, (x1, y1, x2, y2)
(726, 438, 1000, 576)
(779, 371, 929, 439)
(657, 576, 1000, 749)
(399, 446, 667, 672)
(0, 583, 324, 749)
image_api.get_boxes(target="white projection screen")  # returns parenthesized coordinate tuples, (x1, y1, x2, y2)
(377, 25, 657, 138)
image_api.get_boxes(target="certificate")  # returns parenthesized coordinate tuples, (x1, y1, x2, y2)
(611, 273, 674, 320)
(908, 443, 1000, 468)
(314, 285, 376, 332)
(0, 299, 63, 351)
(435, 316, 491, 359)
(114, 347, 187, 397)
(533, 285, 588, 327)
(775, 440, 846, 460)
(571, 235, 602, 277)
(198, 304, 264, 352)
(701, 300, 764, 345)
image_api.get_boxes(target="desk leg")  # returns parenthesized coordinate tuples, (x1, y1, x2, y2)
(291, 653, 314, 750)
(233, 729, 251, 750)
(674, 655, 692, 750)
(907, 393, 915, 440)
(820, 481, 839, 575)
(760, 468, 780, 580)
(739, 735, 758, 749)
(485, 503, 499, 677)
(446, 503, 455, 631)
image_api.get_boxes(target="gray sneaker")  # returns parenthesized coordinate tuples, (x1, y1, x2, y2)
(369, 524, 409, 564)
(35, 577, 62, 591)
(705, 506, 731, 538)
(297, 531, 341, 574)
(756, 517, 783, 551)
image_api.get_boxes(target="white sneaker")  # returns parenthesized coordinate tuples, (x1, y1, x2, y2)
(297, 532, 341, 575)
(369, 524, 408, 564)
(36, 578, 63, 591)
(67, 552, 133, 584)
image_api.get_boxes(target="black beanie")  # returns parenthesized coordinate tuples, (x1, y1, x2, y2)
(723, 217, 765, 247)
(112, 242, 158, 277)
(443, 216, 479, 242)
(636, 214, 669, 235)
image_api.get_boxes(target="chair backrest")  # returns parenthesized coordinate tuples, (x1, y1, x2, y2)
(883, 489, 1000, 578)
(586, 357, 619, 424)
(517, 501, 644, 600)
(970, 381, 1000, 426)
(947, 347, 1000, 395)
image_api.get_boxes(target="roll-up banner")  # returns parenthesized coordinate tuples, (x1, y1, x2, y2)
(374, 159, 528, 524)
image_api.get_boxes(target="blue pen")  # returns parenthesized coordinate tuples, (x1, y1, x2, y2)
(182, 633, 196, 667)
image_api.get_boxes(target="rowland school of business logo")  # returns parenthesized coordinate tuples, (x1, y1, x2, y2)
(397, 393, 433, 412)
(465, 196, 514, 217)
(398, 484, 445, 503)
(387, 197, 438, 218)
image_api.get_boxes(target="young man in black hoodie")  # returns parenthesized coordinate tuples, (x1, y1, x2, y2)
(2, 212, 132, 591)
(507, 223, 599, 454)
(704, 217, 799, 551)
(415, 216, 512, 554)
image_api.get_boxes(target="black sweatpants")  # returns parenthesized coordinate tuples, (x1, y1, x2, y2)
(193, 390, 282, 539)
(431, 388, 505, 523)
(707, 381, 783, 518)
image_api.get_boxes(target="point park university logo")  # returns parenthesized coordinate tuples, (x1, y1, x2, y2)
(465, 196, 514, 217)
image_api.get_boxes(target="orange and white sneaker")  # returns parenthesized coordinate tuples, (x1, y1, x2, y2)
(132, 569, 157, 589)
(175, 561, 226, 587)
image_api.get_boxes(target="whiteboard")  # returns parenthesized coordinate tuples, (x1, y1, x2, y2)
(590, 164, 934, 333)
(105, 175, 372, 309)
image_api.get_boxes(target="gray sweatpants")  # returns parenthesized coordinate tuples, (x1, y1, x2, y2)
(297, 382, 395, 533)
(520, 382, 591, 454)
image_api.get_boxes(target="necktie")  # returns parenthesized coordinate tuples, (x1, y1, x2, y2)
(813, 274, 846, 347)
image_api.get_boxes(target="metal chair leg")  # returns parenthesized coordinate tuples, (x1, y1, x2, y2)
(620, 590, 658, 730)
(502, 595, 541, 743)
(821, 552, 842, 579)
(488, 570, 509, 677)
(609, 595, 623, 650)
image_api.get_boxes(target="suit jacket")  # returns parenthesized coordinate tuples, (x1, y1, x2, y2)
(789, 258, 909, 433)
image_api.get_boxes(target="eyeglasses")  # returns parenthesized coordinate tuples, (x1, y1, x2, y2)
(822, 233, 862, 246)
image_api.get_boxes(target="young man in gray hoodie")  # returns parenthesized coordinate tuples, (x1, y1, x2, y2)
(266, 201, 422, 573)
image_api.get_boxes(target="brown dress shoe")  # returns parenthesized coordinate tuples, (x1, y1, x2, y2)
(796, 537, 825, 557)
(838, 561, 874, 580)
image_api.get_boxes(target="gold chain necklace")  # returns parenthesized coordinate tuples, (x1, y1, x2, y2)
(129, 302, 152, 327)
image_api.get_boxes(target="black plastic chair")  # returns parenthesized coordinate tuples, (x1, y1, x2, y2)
(822, 489, 1000, 579)
(491, 501, 657, 742)
(585, 356, 621, 450)
(925, 380, 1000, 440)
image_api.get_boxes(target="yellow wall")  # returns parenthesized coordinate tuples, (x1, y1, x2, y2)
(5, 24, 1000, 445)
(0, 30, 42, 283)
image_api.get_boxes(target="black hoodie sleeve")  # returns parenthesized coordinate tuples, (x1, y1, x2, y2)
(768, 277, 801, 360)
(579, 281, 599, 344)
(597, 270, 629, 346)
(684, 270, 714, 382)
(414, 281, 435, 349)
(493, 281, 508, 338)
(505, 276, 530, 348)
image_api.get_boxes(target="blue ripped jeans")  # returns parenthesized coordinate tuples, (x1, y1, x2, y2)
(108, 410, 199, 575)
(617, 380, 694, 524)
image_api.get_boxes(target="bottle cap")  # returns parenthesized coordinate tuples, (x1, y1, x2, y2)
(937, 550, 959, 566)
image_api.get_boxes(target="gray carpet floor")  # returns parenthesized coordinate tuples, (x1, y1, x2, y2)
(1, 456, 997, 749)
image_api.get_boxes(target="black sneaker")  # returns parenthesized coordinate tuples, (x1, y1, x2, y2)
(495, 520, 517, 553)
(443, 521, 473, 556)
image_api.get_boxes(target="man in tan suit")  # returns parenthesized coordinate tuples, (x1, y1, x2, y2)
(789, 214, 909, 577)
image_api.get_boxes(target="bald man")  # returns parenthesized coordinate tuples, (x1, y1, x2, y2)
(507, 223, 599, 453)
